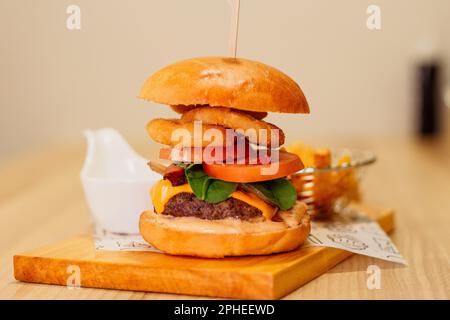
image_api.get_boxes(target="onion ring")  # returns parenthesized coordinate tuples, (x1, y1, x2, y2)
(147, 118, 233, 147)
(180, 107, 284, 147)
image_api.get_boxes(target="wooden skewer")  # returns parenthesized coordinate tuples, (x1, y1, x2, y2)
(228, 0, 240, 58)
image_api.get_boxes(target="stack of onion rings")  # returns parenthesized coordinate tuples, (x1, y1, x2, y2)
(147, 106, 285, 148)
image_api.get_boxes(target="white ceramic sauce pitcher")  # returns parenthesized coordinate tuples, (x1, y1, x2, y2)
(80, 128, 159, 234)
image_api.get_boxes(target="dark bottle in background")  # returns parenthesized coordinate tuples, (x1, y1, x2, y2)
(418, 63, 441, 136)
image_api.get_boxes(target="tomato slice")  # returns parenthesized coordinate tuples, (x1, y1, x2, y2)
(160, 147, 204, 163)
(203, 151, 304, 183)
(159, 143, 249, 164)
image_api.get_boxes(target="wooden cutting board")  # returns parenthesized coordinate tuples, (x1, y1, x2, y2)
(13, 204, 394, 299)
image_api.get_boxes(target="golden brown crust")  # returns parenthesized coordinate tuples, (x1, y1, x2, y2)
(170, 105, 199, 114)
(180, 107, 285, 147)
(146, 118, 234, 147)
(171, 105, 268, 120)
(139, 57, 309, 114)
(241, 111, 268, 120)
(139, 203, 311, 258)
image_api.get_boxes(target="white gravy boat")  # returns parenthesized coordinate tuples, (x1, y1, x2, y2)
(80, 128, 159, 234)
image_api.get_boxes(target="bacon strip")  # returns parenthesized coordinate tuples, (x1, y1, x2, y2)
(163, 164, 186, 186)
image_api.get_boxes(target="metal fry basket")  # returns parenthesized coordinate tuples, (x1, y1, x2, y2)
(291, 149, 376, 220)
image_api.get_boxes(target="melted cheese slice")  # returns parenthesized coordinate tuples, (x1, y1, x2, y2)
(150, 179, 277, 220)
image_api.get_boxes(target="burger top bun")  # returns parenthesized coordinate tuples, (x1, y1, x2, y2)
(139, 57, 310, 114)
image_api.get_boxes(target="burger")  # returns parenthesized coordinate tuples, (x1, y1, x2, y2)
(138, 57, 311, 258)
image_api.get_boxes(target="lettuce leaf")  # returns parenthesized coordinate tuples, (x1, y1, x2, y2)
(185, 165, 236, 203)
(205, 179, 238, 204)
(183, 165, 296, 210)
(244, 179, 297, 210)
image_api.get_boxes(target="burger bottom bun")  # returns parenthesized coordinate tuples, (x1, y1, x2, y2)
(139, 205, 311, 258)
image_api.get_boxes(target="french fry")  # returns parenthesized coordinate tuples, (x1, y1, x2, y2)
(287, 142, 361, 219)
(285, 143, 315, 167)
(313, 148, 331, 168)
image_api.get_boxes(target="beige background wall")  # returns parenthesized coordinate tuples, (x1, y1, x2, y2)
(1, 0, 450, 158)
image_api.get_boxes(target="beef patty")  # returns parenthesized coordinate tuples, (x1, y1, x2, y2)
(161, 192, 262, 220)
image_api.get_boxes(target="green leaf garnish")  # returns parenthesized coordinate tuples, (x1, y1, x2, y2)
(183, 165, 296, 209)
(244, 178, 297, 210)
(185, 165, 237, 203)
(204, 180, 238, 204)
(268, 179, 297, 210)
(185, 165, 210, 200)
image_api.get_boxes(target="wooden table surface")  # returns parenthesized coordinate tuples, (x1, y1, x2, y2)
(0, 137, 449, 300)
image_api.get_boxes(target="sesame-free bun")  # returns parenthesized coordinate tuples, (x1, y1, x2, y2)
(139, 57, 309, 114)
(139, 204, 310, 258)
